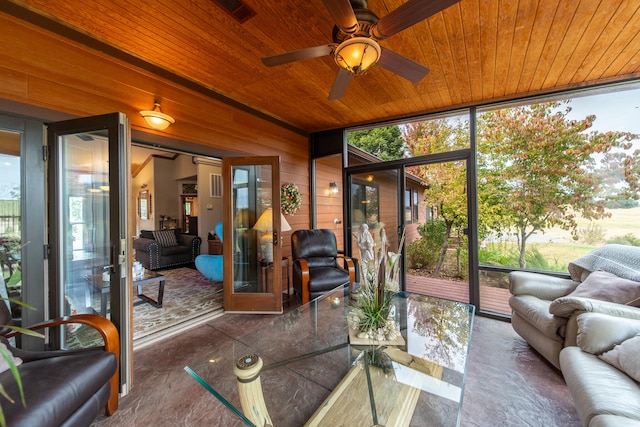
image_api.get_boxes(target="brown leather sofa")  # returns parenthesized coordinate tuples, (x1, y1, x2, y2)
(0, 301, 119, 426)
(134, 228, 201, 270)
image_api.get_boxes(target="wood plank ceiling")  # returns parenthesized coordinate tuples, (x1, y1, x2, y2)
(6, 0, 640, 134)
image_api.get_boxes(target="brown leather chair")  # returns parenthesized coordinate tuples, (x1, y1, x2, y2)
(291, 229, 356, 304)
(0, 301, 119, 426)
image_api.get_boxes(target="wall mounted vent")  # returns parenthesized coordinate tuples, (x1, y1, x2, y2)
(210, 173, 222, 198)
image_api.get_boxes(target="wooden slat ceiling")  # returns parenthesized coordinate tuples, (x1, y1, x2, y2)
(7, 0, 640, 134)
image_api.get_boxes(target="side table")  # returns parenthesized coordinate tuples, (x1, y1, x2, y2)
(260, 258, 290, 304)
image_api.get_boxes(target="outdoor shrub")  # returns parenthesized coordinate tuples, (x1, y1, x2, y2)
(607, 234, 640, 246)
(579, 223, 606, 245)
(407, 219, 447, 270)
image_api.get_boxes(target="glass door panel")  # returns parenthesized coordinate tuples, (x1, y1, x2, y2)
(223, 157, 282, 313)
(0, 130, 22, 323)
(350, 170, 400, 286)
(48, 113, 129, 356)
(404, 160, 469, 303)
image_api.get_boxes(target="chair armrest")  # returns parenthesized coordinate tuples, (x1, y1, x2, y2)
(133, 237, 158, 253)
(337, 255, 357, 297)
(575, 312, 640, 355)
(509, 271, 578, 299)
(293, 259, 310, 304)
(6, 314, 120, 415)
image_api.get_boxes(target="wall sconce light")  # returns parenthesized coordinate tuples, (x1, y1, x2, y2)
(329, 182, 339, 195)
(140, 100, 175, 130)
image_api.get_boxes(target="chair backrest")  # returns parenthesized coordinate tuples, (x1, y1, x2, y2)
(215, 222, 223, 242)
(291, 229, 339, 268)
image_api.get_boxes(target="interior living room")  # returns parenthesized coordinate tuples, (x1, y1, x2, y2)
(0, 0, 639, 426)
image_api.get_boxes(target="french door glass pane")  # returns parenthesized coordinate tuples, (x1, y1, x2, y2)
(0, 130, 22, 323)
(231, 164, 273, 294)
(58, 132, 111, 346)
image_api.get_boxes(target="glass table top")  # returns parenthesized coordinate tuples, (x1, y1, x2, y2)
(185, 287, 475, 427)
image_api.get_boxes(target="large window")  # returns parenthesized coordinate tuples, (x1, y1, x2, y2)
(351, 179, 379, 229)
(477, 86, 640, 273)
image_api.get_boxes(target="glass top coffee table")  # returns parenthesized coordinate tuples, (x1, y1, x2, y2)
(185, 287, 474, 427)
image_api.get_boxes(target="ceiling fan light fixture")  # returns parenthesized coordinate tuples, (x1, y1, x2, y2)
(334, 37, 380, 75)
(140, 101, 175, 131)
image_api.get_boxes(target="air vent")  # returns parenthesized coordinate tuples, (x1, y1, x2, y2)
(210, 174, 222, 198)
(211, 0, 256, 24)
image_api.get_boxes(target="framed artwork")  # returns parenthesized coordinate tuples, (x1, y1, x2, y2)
(182, 183, 198, 195)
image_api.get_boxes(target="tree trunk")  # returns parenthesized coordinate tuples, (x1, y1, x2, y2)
(434, 220, 453, 276)
(518, 227, 527, 268)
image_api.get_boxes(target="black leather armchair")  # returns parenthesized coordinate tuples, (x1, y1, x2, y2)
(291, 229, 357, 304)
(0, 301, 119, 426)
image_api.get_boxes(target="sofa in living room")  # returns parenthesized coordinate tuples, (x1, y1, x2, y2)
(133, 229, 201, 270)
(560, 312, 640, 426)
(508, 244, 640, 426)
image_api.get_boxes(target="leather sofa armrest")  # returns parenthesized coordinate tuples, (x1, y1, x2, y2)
(6, 314, 120, 416)
(509, 271, 578, 299)
(575, 312, 640, 355)
(179, 234, 201, 249)
(550, 296, 640, 319)
(133, 237, 159, 253)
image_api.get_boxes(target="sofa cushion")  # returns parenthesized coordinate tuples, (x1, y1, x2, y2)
(560, 347, 640, 426)
(153, 230, 178, 248)
(509, 295, 566, 340)
(1, 351, 116, 427)
(565, 271, 640, 307)
(599, 333, 640, 382)
(140, 230, 155, 239)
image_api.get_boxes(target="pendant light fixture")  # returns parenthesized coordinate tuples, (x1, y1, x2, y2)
(140, 100, 175, 130)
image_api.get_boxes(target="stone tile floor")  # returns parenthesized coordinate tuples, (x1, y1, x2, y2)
(92, 299, 580, 427)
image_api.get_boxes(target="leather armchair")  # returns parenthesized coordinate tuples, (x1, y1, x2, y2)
(0, 301, 119, 426)
(291, 229, 356, 304)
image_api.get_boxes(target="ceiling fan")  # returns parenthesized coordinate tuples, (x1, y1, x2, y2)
(262, 0, 460, 100)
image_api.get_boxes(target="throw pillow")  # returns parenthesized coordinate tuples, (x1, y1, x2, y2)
(153, 230, 178, 248)
(598, 333, 640, 382)
(564, 270, 640, 307)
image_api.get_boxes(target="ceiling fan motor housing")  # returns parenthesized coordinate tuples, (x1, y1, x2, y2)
(331, 6, 379, 44)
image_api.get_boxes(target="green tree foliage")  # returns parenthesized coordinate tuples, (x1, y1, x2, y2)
(477, 100, 640, 268)
(347, 126, 405, 160)
(403, 119, 470, 276)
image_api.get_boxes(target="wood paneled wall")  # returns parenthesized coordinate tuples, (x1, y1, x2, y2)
(0, 11, 312, 258)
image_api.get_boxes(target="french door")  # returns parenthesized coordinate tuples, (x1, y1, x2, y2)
(223, 156, 283, 313)
(346, 152, 474, 305)
(47, 113, 131, 391)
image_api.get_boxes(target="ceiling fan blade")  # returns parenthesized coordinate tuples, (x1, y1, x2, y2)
(328, 68, 352, 100)
(321, 0, 358, 33)
(262, 44, 334, 67)
(378, 48, 429, 83)
(373, 0, 461, 40)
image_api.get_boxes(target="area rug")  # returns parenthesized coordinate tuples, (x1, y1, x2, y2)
(133, 267, 223, 340)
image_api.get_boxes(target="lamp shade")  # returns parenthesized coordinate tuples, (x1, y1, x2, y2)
(140, 101, 175, 130)
(253, 208, 273, 232)
(334, 37, 381, 75)
(254, 207, 292, 232)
